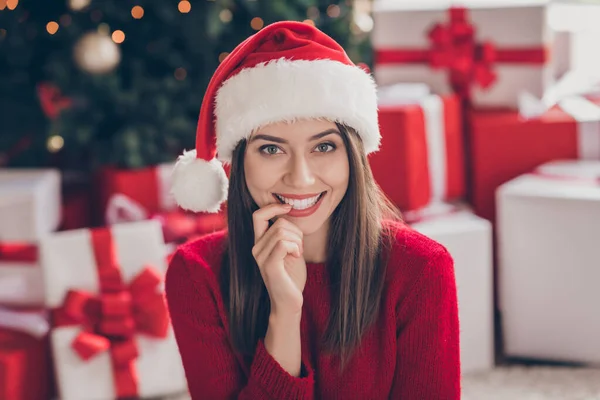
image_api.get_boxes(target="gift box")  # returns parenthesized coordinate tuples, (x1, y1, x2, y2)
(548, 1, 600, 79)
(0, 308, 53, 400)
(0, 243, 44, 306)
(469, 95, 600, 221)
(0, 169, 61, 241)
(372, 0, 553, 107)
(96, 163, 176, 224)
(105, 193, 227, 247)
(410, 206, 494, 373)
(368, 85, 464, 211)
(497, 160, 600, 363)
(39, 220, 188, 400)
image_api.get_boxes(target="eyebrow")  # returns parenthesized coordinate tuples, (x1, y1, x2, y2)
(249, 128, 340, 144)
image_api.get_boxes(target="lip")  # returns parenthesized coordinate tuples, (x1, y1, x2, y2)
(272, 191, 326, 218)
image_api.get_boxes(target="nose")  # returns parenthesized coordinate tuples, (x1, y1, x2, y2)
(283, 153, 315, 188)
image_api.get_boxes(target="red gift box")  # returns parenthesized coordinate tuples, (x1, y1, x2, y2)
(96, 163, 176, 225)
(0, 314, 53, 400)
(469, 96, 600, 222)
(369, 94, 464, 211)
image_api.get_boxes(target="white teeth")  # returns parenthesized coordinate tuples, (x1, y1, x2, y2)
(276, 193, 322, 210)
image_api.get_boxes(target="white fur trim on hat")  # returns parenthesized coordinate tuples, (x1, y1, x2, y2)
(170, 149, 229, 213)
(214, 58, 380, 163)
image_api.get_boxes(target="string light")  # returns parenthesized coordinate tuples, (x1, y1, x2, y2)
(250, 17, 263, 31)
(112, 30, 125, 44)
(47, 136, 64, 153)
(131, 5, 144, 19)
(6, 0, 17, 10)
(218, 52, 229, 63)
(307, 7, 319, 19)
(178, 0, 191, 13)
(0, 1, 6, 11)
(174, 68, 187, 80)
(46, 21, 59, 35)
(326, 5, 341, 18)
(219, 9, 232, 23)
(303, 19, 316, 27)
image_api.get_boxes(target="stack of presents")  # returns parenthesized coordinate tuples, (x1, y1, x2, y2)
(3, 1, 600, 398)
(370, 0, 600, 374)
(0, 166, 226, 399)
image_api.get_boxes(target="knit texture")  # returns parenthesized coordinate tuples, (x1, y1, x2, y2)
(165, 220, 461, 399)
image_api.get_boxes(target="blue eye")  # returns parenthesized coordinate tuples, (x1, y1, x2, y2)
(315, 143, 336, 153)
(259, 145, 282, 155)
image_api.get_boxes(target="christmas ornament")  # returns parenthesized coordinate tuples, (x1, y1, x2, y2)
(73, 31, 121, 74)
(68, 0, 91, 11)
(37, 82, 72, 119)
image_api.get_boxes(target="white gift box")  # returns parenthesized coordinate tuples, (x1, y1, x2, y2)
(411, 207, 494, 373)
(497, 160, 600, 364)
(39, 220, 187, 400)
(0, 169, 61, 242)
(548, 1, 600, 79)
(0, 261, 44, 306)
(372, 0, 553, 108)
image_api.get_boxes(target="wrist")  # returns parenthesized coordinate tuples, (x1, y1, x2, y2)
(268, 311, 302, 328)
(265, 313, 302, 377)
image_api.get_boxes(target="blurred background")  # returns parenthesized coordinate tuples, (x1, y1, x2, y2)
(2, 0, 600, 399)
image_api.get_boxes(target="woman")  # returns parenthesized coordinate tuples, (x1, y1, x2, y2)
(166, 21, 460, 399)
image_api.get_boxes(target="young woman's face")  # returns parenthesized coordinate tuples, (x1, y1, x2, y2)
(244, 119, 350, 235)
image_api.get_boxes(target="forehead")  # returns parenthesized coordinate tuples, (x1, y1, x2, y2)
(252, 118, 338, 138)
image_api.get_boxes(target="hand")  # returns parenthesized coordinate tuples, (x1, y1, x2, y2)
(252, 203, 307, 317)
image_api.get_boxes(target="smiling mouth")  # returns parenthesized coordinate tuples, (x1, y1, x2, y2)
(273, 192, 326, 210)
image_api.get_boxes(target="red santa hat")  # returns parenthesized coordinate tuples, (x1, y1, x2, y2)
(171, 21, 380, 213)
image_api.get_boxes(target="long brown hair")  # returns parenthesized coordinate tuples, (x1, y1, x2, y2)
(219, 123, 401, 371)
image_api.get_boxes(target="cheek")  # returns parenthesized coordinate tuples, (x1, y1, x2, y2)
(318, 154, 349, 192)
(244, 155, 280, 197)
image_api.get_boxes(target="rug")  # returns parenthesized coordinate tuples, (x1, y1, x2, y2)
(162, 365, 600, 399)
(462, 365, 600, 400)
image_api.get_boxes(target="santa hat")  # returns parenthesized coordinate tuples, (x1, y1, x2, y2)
(171, 21, 380, 213)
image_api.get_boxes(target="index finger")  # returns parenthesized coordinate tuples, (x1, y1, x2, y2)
(252, 203, 292, 244)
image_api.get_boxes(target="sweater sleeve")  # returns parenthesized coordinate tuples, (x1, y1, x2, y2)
(390, 248, 461, 399)
(165, 249, 315, 400)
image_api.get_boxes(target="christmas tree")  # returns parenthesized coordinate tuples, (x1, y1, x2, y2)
(0, 0, 371, 171)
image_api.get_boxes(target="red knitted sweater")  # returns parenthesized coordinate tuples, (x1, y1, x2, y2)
(165, 220, 461, 399)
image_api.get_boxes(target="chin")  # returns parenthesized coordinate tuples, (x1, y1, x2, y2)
(283, 214, 329, 236)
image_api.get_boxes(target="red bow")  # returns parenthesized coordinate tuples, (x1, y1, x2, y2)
(427, 7, 497, 98)
(54, 266, 168, 398)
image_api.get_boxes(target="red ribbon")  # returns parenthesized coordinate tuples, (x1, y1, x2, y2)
(53, 229, 168, 399)
(0, 243, 38, 263)
(374, 6, 548, 99)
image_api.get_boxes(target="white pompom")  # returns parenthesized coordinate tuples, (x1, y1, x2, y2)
(170, 150, 229, 213)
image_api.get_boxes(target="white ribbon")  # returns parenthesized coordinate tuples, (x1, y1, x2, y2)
(105, 193, 149, 225)
(519, 70, 600, 119)
(378, 83, 448, 206)
(0, 307, 49, 338)
(420, 95, 447, 204)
